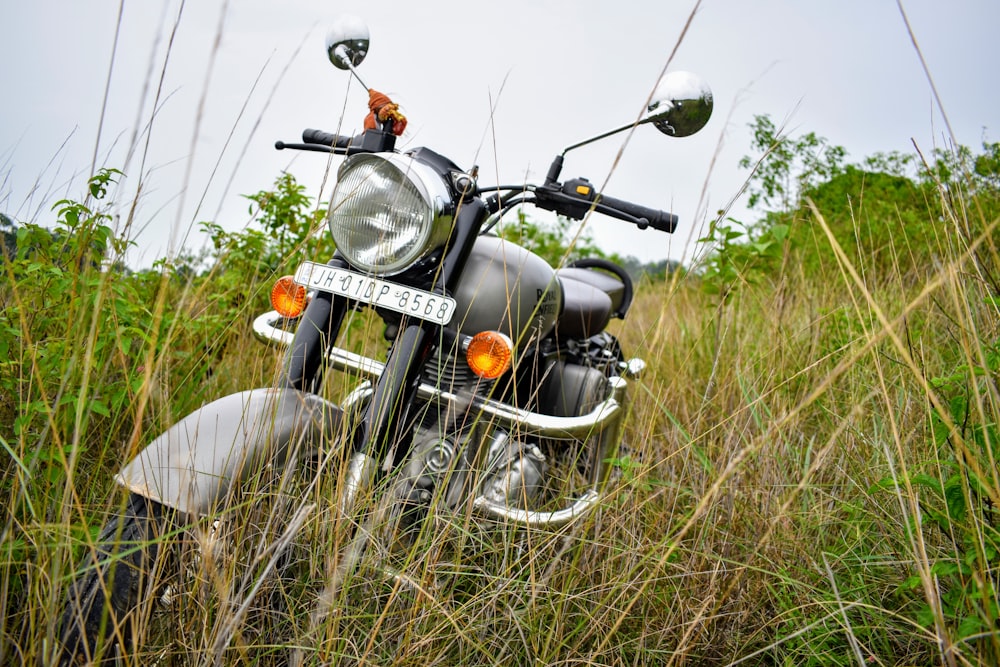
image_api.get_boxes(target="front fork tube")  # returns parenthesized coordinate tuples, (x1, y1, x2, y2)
(280, 289, 433, 480)
(281, 258, 350, 393)
(354, 322, 433, 473)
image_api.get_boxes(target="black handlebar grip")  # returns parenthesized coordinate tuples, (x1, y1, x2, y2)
(597, 193, 678, 233)
(555, 178, 678, 233)
(302, 128, 335, 145)
(302, 128, 352, 149)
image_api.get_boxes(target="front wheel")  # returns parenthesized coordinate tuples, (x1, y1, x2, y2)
(57, 492, 171, 666)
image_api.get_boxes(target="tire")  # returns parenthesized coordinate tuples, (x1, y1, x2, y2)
(57, 492, 170, 666)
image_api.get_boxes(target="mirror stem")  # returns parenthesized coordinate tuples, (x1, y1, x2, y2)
(560, 119, 651, 156)
(335, 45, 370, 90)
(544, 155, 564, 185)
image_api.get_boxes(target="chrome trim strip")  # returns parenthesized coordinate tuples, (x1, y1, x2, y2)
(472, 490, 601, 526)
(253, 311, 387, 379)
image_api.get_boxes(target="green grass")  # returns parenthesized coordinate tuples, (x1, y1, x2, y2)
(2, 91, 1000, 667)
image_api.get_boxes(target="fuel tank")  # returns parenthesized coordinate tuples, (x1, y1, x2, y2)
(451, 236, 561, 345)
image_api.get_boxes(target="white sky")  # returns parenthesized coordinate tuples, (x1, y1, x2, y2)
(1, 0, 997, 267)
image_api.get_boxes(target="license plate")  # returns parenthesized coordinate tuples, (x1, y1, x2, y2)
(293, 261, 456, 325)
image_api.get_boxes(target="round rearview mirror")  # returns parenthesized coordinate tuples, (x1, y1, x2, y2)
(326, 15, 370, 70)
(645, 71, 713, 137)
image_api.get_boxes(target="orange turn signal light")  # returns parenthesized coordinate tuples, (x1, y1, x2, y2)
(466, 331, 513, 379)
(271, 276, 308, 318)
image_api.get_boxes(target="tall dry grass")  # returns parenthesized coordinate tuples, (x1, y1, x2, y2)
(1, 157, 997, 666)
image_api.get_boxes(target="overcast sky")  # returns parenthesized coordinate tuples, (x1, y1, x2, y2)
(1, 0, 996, 267)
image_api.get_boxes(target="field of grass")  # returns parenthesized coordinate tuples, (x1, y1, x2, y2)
(1, 148, 998, 666)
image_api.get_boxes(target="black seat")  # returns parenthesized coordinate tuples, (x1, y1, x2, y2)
(553, 259, 632, 340)
(555, 271, 614, 339)
(556, 267, 626, 314)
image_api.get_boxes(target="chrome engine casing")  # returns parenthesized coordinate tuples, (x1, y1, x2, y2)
(476, 430, 547, 508)
(398, 424, 547, 514)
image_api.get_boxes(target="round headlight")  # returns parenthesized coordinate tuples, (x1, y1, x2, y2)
(328, 153, 453, 275)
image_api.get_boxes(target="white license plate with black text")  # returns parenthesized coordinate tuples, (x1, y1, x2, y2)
(293, 261, 456, 325)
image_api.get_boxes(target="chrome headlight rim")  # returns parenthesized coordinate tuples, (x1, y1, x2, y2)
(328, 152, 454, 276)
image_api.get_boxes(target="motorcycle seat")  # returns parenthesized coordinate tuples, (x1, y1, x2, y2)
(556, 267, 626, 313)
(555, 268, 622, 339)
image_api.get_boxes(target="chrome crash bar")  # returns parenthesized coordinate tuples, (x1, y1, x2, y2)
(253, 310, 626, 526)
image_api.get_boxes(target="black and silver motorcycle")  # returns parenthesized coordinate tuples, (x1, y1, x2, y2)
(57, 15, 711, 664)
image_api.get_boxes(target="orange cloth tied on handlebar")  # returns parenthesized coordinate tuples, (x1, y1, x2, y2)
(364, 89, 407, 136)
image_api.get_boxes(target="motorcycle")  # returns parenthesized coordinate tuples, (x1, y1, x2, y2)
(57, 15, 711, 664)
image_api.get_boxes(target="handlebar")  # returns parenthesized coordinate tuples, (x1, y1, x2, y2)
(533, 178, 678, 233)
(282, 131, 677, 233)
(301, 128, 352, 149)
(592, 191, 678, 233)
(275, 128, 397, 154)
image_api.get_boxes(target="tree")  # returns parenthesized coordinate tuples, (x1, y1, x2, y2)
(739, 114, 847, 212)
(799, 165, 938, 278)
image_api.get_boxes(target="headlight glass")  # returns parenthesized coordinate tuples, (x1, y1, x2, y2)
(328, 153, 452, 275)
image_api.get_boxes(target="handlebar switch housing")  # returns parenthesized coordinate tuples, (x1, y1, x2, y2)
(560, 178, 598, 219)
(358, 129, 396, 153)
(534, 177, 596, 221)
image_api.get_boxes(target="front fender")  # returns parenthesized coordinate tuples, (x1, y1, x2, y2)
(116, 388, 342, 517)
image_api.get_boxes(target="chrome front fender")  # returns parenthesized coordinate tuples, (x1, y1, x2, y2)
(116, 388, 342, 517)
